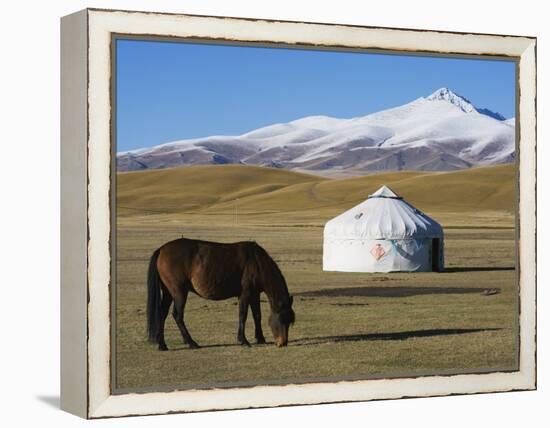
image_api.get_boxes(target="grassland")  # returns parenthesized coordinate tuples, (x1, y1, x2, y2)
(115, 164, 517, 391)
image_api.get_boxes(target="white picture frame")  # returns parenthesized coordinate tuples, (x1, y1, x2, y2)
(60, 8, 537, 419)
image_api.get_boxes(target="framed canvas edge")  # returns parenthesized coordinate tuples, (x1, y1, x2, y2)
(60, 9, 89, 419)
(74, 8, 536, 419)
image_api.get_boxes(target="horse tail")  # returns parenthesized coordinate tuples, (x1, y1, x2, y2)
(146, 248, 163, 343)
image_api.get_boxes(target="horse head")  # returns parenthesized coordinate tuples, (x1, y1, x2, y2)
(269, 295, 295, 347)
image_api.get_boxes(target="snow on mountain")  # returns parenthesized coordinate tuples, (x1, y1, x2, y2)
(425, 87, 477, 113)
(117, 88, 515, 176)
(426, 87, 506, 120)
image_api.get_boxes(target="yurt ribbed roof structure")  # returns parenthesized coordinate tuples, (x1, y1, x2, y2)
(324, 185, 443, 241)
(323, 185, 444, 273)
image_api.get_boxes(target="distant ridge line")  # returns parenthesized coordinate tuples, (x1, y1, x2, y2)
(117, 88, 515, 177)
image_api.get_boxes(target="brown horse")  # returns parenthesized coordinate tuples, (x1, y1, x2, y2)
(147, 237, 295, 350)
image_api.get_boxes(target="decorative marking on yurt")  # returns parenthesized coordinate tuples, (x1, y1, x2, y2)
(323, 185, 444, 273)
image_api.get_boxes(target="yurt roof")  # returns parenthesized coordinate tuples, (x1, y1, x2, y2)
(324, 185, 443, 240)
(369, 185, 401, 199)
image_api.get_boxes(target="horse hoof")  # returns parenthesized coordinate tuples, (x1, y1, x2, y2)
(158, 344, 168, 351)
(240, 340, 251, 347)
(256, 338, 266, 345)
(188, 342, 200, 349)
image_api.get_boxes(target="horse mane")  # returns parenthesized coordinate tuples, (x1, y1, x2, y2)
(247, 242, 291, 312)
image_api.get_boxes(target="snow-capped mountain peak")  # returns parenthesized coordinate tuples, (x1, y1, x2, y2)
(425, 87, 506, 120)
(117, 88, 515, 176)
(425, 87, 477, 114)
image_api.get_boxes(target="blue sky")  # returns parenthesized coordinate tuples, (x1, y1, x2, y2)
(116, 39, 516, 152)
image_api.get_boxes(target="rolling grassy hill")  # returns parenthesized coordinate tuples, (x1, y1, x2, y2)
(115, 162, 518, 389)
(117, 163, 515, 225)
(117, 164, 320, 214)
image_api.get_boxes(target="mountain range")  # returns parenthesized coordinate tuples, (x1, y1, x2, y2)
(117, 87, 515, 177)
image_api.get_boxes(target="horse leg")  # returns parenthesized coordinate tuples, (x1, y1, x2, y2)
(172, 290, 199, 349)
(237, 293, 251, 347)
(157, 289, 173, 351)
(250, 293, 266, 345)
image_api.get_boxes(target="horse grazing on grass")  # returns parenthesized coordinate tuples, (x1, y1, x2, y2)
(146, 237, 295, 350)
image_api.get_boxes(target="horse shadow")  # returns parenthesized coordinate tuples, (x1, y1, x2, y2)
(168, 328, 501, 350)
(289, 328, 502, 347)
(169, 342, 270, 350)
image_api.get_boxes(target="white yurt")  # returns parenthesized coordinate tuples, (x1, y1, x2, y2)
(323, 185, 444, 273)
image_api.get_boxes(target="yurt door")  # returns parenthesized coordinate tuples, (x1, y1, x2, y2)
(431, 239, 441, 272)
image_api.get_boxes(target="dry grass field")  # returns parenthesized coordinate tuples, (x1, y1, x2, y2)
(115, 163, 517, 391)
